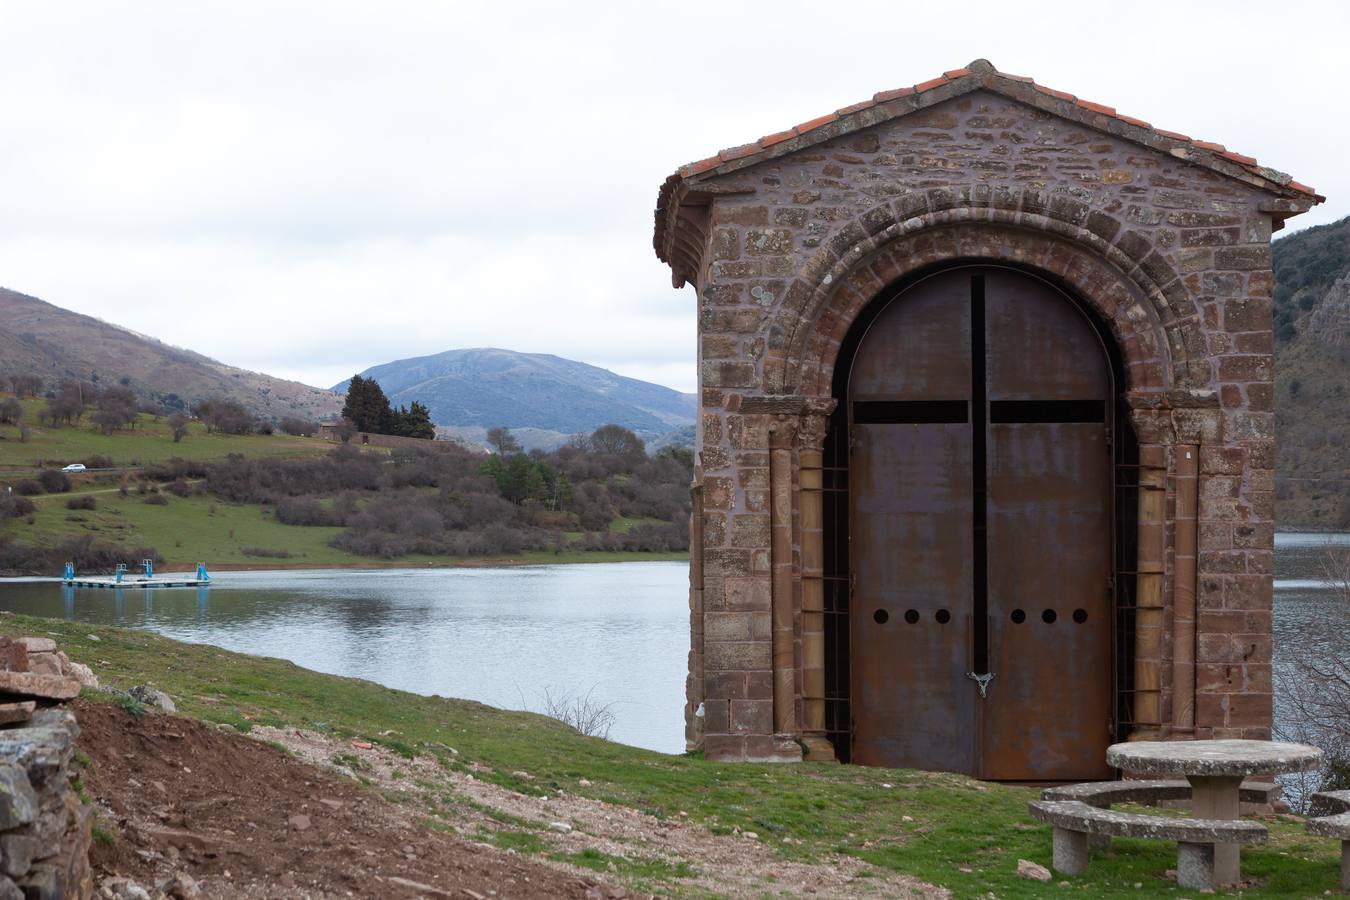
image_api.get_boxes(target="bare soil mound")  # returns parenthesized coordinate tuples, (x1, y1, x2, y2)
(75, 700, 615, 898)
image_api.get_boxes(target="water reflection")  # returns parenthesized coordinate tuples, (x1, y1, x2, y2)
(1, 537, 1344, 761)
(0, 562, 689, 754)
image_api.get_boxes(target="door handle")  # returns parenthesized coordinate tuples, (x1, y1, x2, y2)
(965, 671, 995, 698)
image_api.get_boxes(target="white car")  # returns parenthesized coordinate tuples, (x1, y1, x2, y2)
(60, 464, 86, 473)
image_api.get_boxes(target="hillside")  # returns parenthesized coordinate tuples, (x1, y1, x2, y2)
(0, 287, 342, 421)
(335, 348, 696, 449)
(1272, 216, 1350, 529)
(11, 619, 1342, 897)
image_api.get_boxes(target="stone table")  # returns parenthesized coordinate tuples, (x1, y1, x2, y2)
(1107, 739, 1322, 885)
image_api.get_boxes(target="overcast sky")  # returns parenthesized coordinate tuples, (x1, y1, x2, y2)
(0, 1, 1344, 394)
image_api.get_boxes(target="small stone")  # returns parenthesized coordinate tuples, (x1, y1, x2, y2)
(128, 686, 175, 713)
(319, 799, 343, 810)
(0, 764, 37, 831)
(387, 876, 452, 898)
(0, 704, 34, 727)
(0, 672, 80, 702)
(1017, 859, 1052, 882)
(14, 639, 55, 654)
(578, 778, 592, 787)
(25, 653, 62, 678)
(548, 821, 572, 834)
(287, 814, 311, 831)
(743, 831, 758, 840)
(349, 740, 373, 750)
(902, 815, 914, 822)
(86, 634, 100, 642)
(163, 872, 200, 899)
(64, 662, 98, 689)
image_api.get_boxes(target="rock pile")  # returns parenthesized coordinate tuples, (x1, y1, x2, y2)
(0, 636, 99, 899)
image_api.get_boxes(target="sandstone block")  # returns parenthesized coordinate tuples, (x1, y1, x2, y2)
(0, 674, 79, 703)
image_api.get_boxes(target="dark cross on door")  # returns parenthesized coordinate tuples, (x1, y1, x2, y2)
(850, 273, 1107, 687)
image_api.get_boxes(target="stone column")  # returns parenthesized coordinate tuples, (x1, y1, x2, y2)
(1172, 444, 1199, 734)
(1133, 443, 1167, 737)
(797, 403, 835, 761)
(686, 479, 705, 750)
(768, 418, 797, 738)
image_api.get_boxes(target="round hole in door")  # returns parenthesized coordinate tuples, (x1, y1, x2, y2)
(873, 609, 889, 625)
(1042, 609, 1057, 624)
(935, 609, 951, 624)
(1010, 609, 1026, 624)
(904, 609, 920, 625)
(1073, 608, 1088, 624)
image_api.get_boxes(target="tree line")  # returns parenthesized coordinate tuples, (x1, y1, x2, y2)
(339, 375, 435, 439)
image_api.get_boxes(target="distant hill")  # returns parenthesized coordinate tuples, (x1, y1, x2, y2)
(334, 348, 696, 450)
(0, 287, 342, 421)
(1272, 215, 1350, 529)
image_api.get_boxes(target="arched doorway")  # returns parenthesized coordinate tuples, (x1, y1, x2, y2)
(825, 264, 1129, 781)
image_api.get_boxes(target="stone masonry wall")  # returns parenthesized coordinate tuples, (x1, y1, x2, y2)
(687, 88, 1281, 758)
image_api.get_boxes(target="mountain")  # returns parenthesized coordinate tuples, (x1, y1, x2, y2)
(334, 348, 696, 450)
(0, 287, 342, 421)
(1272, 216, 1350, 529)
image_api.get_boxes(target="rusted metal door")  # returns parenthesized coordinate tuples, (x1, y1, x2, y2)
(848, 266, 1113, 780)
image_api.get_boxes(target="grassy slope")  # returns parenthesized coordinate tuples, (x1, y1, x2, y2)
(12, 615, 1338, 898)
(0, 396, 332, 470)
(0, 396, 686, 570)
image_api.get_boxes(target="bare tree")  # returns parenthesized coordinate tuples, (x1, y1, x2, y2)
(486, 426, 520, 456)
(1275, 542, 1350, 809)
(8, 375, 42, 397)
(0, 398, 21, 425)
(168, 413, 190, 443)
(536, 686, 615, 740)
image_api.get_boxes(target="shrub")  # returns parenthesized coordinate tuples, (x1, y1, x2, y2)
(81, 455, 114, 469)
(164, 480, 192, 498)
(143, 493, 169, 506)
(37, 470, 71, 493)
(279, 417, 319, 437)
(275, 496, 344, 527)
(65, 496, 97, 511)
(14, 481, 42, 497)
(240, 546, 291, 558)
(0, 495, 36, 519)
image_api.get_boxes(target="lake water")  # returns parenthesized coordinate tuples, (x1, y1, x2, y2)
(0, 536, 1344, 758)
(0, 562, 690, 753)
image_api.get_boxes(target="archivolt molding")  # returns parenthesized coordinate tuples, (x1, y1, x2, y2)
(767, 193, 1200, 400)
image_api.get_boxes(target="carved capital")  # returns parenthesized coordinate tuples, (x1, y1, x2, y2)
(797, 398, 837, 451)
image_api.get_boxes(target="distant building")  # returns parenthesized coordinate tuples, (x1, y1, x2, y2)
(652, 60, 1321, 776)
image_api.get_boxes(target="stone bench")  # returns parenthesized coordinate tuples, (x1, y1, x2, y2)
(1040, 779, 1280, 851)
(1029, 799, 1268, 890)
(1307, 790, 1350, 891)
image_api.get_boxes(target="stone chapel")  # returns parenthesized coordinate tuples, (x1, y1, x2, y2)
(651, 59, 1321, 778)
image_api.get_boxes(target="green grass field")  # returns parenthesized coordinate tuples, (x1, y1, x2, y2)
(0, 395, 332, 470)
(9, 616, 1339, 898)
(6, 489, 685, 569)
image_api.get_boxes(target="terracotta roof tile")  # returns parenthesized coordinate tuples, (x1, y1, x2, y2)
(1076, 99, 1117, 116)
(873, 86, 915, 103)
(795, 112, 839, 134)
(758, 129, 796, 148)
(1220, 149, 1258, 166)
(718, 143, 760, 163)
(1035, 84, 1076, 102)
(836, 99, 876, 116)
(657, 59, 1321, 269)
(1115, 114, 1151, 129)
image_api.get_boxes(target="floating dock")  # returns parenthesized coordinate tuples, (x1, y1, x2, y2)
(64, 576, 210, 589)
(62, 561, 211, 589)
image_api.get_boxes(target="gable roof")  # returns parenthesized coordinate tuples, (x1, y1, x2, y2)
(654, 59, 1322, 276)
